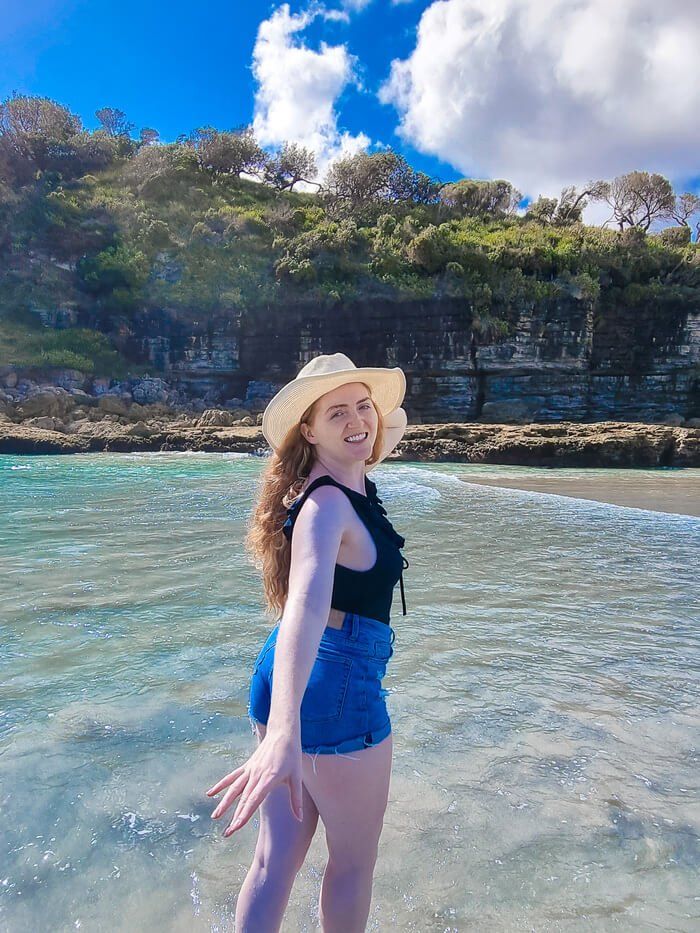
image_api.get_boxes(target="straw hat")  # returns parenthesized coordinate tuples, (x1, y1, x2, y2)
(261, 352, 408, 473)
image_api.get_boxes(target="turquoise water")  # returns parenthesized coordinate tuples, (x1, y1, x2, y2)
(1, 453, 699, 931)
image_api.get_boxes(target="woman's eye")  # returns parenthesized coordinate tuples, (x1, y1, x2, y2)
(333, 404, 371, 418)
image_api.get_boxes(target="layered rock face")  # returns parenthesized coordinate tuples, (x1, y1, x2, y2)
(92, 296, 699, 424)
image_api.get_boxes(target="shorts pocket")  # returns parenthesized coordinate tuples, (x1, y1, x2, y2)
(372, 640, 393, 661)
(300, 655, 353, 723)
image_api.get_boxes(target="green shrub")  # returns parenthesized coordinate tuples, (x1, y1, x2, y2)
(406, 224, 455, 273)
(655, 226, 692, 247)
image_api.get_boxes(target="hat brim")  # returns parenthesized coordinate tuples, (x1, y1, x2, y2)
(365, 404, 408, 473)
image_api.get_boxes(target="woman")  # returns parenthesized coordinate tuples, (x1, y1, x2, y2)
(205, 352, 409, 932)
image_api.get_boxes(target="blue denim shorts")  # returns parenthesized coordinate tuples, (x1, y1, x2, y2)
(247, 611, 396, 770)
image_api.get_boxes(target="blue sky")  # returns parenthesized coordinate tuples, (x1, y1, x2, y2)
(2, 0, 699, 219)
(1, 0, 455, 178)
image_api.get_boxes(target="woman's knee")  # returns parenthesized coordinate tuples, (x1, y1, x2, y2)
(325, 824, 382, 873)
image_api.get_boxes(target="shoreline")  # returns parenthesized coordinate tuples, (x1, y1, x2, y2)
(1, 418, 699, 468)
(458, 471, 700, 518)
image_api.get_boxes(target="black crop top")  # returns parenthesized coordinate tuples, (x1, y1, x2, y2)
(282, 473, 409, 624)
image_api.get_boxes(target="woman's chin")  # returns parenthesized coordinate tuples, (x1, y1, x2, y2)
(341, 440, 371, 459)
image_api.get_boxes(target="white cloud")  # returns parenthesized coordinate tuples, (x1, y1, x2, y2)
(251, 3, 370, 186)
(378, 0, 700, 222)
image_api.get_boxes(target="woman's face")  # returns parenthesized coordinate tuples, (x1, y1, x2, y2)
(302, 382, 378, 464)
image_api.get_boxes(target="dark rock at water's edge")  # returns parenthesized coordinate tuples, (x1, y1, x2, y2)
(1, 419, 698, 468)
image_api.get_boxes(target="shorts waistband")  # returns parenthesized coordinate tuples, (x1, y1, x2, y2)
(335, 611, 396, 645)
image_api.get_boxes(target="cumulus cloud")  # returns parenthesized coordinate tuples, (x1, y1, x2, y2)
(379, 0, 700, 219)
(252, 3, 370, 185)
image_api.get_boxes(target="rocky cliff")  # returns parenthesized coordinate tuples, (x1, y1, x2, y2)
(72, 293, 699, 424)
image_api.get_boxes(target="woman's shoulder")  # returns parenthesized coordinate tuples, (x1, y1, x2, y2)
(282, 478, 354, 540)
(296, 480, 355, 517)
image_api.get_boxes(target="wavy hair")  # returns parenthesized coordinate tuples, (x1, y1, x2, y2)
(244, 381, 386, 620)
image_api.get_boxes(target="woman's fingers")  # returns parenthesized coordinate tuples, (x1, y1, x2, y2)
(224, 774, 267, 836)
(211, 772, 249, 819)
(290, 776, 304, 823)
(206, 764, 246, 797)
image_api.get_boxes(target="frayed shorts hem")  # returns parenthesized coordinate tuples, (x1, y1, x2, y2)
(247, 714, 391, 774)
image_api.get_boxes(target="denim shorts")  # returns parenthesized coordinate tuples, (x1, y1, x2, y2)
(247, 611, 396, 771)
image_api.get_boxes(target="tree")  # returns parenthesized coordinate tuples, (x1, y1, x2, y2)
(95, 107, 135, 138)
(322, 150, 440, 218)
(601, 171, 675, 231)
(263, 142, 318, 191)
(670, 191, 700, 242)
(183, 125, 267, 180)
(139, 128, 160, 147)
(525, 181, 608, 226)
(438, 178, 522, 219)
(524, 195, 558, 224)
(0, 91, 81, 140)
(124, 142, 198, 198)
(0, 91, 82, 183)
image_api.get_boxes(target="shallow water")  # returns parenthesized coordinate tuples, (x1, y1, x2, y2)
(1, 453, 698, 932)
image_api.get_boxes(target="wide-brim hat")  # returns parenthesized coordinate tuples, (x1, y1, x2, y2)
(262, 352, 407, 473)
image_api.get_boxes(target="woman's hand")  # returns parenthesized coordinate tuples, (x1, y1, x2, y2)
(205, 729, 304, 837)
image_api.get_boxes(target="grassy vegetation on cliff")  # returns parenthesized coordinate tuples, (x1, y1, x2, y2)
(1, 94, 698, 375)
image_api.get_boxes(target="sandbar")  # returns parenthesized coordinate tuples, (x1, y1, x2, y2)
(459, 472, 700, 518)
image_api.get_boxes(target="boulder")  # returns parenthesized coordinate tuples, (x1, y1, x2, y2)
(198, 408, 235, 427)
(134, 401, 173, 420)
(23, 416, 68, 433)
(15, 388, 76, 421)
(0, 398, 15, 419)
(55, 369, 88, 390)
(71, 421, 125, 438)
(69, 388, 98, 407)
(659, 412, 685, 426)
(125, 421, 155, 437)
(64, 419, 92, 434)
(91, 378, 112, 395)
(98, 394, 131, 416)
(233, 408, 254, 420)
(131, 377, 170, 405)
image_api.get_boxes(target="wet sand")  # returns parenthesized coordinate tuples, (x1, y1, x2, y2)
(459, 471, 700, 517)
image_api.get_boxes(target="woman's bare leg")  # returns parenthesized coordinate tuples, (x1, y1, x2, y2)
(302, 732, 393, 933)
(235, 721, 320, 933)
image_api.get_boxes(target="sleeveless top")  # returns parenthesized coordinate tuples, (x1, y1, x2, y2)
(282, 473, 409, 624)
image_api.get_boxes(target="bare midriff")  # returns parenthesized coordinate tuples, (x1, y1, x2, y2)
(326, 606, 347, 629)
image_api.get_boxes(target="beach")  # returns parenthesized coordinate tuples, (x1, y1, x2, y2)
(459, 469, 700, 517)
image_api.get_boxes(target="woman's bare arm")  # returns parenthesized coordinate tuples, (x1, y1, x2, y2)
(205, 485, 353, 835)
(266, 485, 351, 737)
